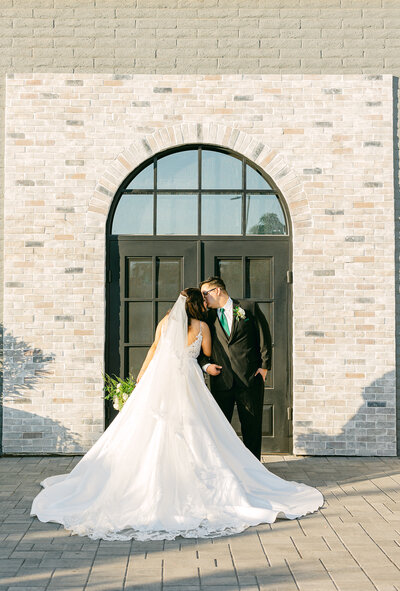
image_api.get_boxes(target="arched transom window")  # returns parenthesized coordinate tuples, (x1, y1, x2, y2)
(111, 146, 288, 236)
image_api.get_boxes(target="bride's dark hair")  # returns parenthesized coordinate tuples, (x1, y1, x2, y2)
(181, 288, 208, 323)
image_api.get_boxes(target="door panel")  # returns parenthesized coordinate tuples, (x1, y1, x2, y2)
(106, 239, 198, 424)
(106, 237, 291, 454)
(203, 239, 291, 453)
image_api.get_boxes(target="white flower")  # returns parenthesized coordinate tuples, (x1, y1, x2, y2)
(122, 392, 129, 402)
(112, 396, 119, 411)
(234, 305, 246, 320)
(116, 383, 121, 391)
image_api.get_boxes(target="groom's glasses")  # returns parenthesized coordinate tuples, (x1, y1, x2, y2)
(202, 287, 217, 299)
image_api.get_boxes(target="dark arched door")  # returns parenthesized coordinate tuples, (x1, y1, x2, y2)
(106, 145, 292, 453)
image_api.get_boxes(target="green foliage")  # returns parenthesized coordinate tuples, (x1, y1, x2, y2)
(103, 372, 136, 411)
(249, 213, 285, 235)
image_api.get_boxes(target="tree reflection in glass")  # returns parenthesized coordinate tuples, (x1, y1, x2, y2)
(246, 194, 287, 235)
(249, 213, 286, 235)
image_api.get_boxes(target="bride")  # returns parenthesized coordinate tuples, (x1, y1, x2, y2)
(30, 288, 324, 541)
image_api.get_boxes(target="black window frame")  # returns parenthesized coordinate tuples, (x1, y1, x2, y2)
(107, 144, 290, 238)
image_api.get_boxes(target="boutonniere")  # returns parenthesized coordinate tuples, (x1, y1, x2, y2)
(233, 305, 246, 320)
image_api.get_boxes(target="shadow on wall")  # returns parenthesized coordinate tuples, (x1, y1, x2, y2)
(1, 322, 55, 401)
(295, 370, 396, 456)
(0, 323, 81, 454)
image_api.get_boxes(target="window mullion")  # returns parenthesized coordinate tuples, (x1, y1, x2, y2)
(198, 147, 202, 236)
(242, 156, 246, 236)
(153, 159, 157, 235)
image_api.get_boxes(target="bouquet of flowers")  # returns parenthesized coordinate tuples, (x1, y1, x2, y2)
(103, 373, 136, 411)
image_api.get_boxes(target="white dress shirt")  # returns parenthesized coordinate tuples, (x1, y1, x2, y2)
(202, 297, 233, 372)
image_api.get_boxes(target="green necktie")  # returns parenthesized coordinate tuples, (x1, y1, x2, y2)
(219, 308, 230, 336)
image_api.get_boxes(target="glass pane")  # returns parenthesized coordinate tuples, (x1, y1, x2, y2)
(157, 301, 174, 324)
(157, 194, 197, 235)
(246, 164, 272, 190)
(156, 258, 182, 299)
(246, 259, 272, 299)
(126, 164, 153, 190)
(201, 194, 242, 235)
(127, 258, 152, 299)
(217, 259, 242, 299)
(202, 150, 242, 189)
(157, 150, 198, 189)
(127, 302, 152, 342)
(112, 194, 153, 235)
(127, 347, 148, 379)
(246, 194, 286, 235)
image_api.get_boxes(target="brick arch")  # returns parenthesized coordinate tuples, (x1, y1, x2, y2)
(86, 123, 312, 234)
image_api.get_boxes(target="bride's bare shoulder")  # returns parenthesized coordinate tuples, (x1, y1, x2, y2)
(200, 321, 210, 336)
(189, 318, 201, 332)
(154, 313, 169, 339)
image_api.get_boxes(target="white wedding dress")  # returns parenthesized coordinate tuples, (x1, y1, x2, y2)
(31, 295, 324, 541)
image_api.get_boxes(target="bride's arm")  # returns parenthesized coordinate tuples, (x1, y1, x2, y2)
(136, 315, 168, 383)
(201, 321, 212, 357)
(200, 322, 222, 376)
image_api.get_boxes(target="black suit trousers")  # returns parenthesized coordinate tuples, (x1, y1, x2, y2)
(211, 375, 264, 460)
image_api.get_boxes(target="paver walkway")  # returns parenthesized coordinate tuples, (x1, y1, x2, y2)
(1, 455, 400, 590)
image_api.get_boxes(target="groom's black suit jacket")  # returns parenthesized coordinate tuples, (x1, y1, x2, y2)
(199, 299, 272, 392)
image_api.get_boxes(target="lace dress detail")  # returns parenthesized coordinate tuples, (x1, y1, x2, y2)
(186, 323, 203, 359)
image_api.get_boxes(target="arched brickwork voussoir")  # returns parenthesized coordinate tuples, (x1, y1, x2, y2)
(85, 123, 312, 235)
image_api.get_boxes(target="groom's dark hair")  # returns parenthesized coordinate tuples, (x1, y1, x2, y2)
(199, 276, 227, 292)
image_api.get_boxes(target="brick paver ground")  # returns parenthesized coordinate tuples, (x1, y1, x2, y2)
(1, 455, 400, 590)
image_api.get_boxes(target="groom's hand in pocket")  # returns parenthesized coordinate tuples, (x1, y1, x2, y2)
(255, 368, 268, 382)
(206, 364, 223, 376)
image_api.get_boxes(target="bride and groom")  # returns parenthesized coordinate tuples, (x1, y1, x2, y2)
(31, 277, 323, 541)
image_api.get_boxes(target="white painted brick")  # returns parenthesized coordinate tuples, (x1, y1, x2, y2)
(2, 73, 396, 456)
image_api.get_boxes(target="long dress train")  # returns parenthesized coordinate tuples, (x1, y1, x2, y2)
(30, 296, 324, 541)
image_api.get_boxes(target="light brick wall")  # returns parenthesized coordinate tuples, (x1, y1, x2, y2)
(2, 73, 395, 455)
(0, 1, 399, 454)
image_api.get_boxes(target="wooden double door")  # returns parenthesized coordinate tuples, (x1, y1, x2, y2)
(106, 237, 292, 453)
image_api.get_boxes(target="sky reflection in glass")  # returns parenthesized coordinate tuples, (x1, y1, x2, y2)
(126, 164, 153, 190)
(112, 194, 153, 234)
(112, 149, 286, 236)
(157, 194, 197, 235)
(202, 150, 242, 190)
(246, 164, 272, 190)
(202, 193, 242, 235)
(157, 150, 198, 189)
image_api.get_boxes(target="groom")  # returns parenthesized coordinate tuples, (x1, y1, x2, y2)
(199, 277, 272, 460)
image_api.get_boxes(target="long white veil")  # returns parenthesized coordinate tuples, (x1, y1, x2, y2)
(130, 292, 190, 423)
(154, 293, 188, 372)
